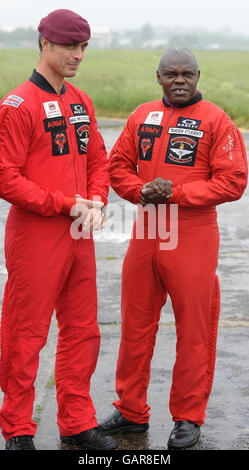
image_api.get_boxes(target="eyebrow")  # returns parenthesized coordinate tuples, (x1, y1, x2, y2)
(65, 42, 88, 47)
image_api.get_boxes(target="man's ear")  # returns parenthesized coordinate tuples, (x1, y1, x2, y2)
(41, 36, 51, 51)
(156, 70, 162, 86)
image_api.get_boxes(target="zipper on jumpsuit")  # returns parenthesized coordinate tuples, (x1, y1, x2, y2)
(59, 93, 82, 248)
(151, 107, 174, 259)
(142, 107, 175, 409)
(152, 107, 174, 179)
(136, 109, 175, 408)
(59, 93, 79, 195)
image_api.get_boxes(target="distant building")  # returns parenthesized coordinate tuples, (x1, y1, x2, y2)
(142, 39, 168, 49)
(208, 43, 220, 50)
(90, 27, 113, 48)
(0, 25, 16, 32)
(118, 38, 133, 48)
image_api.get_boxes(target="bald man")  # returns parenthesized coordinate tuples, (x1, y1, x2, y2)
(99, 48, 248, 449)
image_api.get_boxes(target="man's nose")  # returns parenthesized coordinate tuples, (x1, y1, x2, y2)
(175, 74, 185, 83)
(73, 47, 85, 61)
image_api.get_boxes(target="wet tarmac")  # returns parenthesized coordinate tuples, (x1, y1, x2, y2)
(0, 121, 248, 457)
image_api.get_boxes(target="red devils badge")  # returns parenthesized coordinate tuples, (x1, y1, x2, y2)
(141, 138, 152, 158)
(138, 123, 162, 161)
(54, 133, 67, 154)
(44, 117, 70, 156)
(139, 136, 154, 161)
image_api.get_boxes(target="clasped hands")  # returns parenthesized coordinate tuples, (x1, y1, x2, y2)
(139, 177, 173, 206)
(69, 177, 173, 232)
(71, 195, 106, 232)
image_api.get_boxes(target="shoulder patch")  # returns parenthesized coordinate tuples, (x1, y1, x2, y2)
(2, 95, 24, 108)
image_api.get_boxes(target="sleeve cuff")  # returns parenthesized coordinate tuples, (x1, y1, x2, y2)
(167, 186, 179, 203)
(88, 194, 108, 206)
(135, 183, 146, 204)
(61, 196, 76, 215)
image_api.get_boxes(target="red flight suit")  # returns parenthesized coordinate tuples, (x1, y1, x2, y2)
(109, 93, 248, 426)
(0, 70, 109, 439)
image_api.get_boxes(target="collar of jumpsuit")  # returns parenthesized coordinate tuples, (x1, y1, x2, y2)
(29, 69, 67, 95)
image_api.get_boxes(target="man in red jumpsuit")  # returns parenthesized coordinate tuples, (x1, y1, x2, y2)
(99, 48, 248, 448)
(0, 9, 117, 450)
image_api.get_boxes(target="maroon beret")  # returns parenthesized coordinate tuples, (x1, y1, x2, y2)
(38, 9, 91, 44)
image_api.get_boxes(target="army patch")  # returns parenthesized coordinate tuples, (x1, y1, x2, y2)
(138, 124, 162, 161)
(44, 117, 69, 156)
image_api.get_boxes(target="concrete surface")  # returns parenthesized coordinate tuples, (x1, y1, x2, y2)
(0, 122, 248, 455)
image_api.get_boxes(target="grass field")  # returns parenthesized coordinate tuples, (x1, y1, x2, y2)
(1, 48, 249, 128)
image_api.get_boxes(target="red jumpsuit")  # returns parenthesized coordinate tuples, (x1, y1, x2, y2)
(0, 70, 109, 439)
(109, 93, 248, 426)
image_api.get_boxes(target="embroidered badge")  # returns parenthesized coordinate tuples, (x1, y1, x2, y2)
(69, 115, 90, 125)
(70, 103, 88, 116)
(138, 124, 163, 138)
(75, 124, 90, 154)
(2, 95, 24, 108)
(140, 138, 153, 160)
(44, 117, 69, 156)
(165, 135, 198, 166)
(176, 117, 202, 130)
(70, 104, 90, 154)
(144, 111, 163, 125)
(165, 117, 204, 166)
(138, 124, 162, 161)
(43, 101, 62, 118)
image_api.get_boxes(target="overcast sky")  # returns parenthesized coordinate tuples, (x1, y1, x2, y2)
(1, 0, 249, 35)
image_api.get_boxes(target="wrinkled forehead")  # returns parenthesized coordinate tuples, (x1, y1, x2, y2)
(159, 52, 199, 73)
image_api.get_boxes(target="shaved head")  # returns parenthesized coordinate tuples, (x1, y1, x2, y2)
(158, 47, 199, 73)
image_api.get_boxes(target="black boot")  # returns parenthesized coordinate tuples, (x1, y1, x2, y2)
(6, 435, 36, 450)
(99, 408, 149, 434)
(60, 426, 118, 450)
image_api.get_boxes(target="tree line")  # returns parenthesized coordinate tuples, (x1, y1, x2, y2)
(1, 24, 249, 50)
